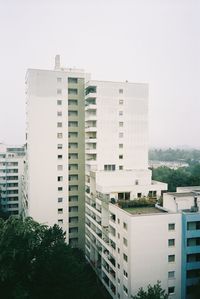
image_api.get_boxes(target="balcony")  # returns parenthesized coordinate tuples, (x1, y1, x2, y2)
(186, 246, 200, 254)
(85, 138, 97, 143)
(85, 92, 97, 100)
(85, 114, 97, 122)
(85, 126, 97, 133)
(187, 262, 200, 270)
(85, 148, 97, 155)
(85, 104, 97, 111)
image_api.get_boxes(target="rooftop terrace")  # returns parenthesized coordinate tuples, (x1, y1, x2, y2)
(123, 206, 167, 215)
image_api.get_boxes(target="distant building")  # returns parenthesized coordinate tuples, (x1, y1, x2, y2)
(149, 160, 189, 169)
(0, 143, 25, 216)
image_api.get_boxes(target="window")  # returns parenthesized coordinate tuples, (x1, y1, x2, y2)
(69, 164, 78, 170)
(69, 174, 78, 181)
(187, 237, 200, 246)
(58, 155, 62, 159)
(104, 164, 116, 171)
(69, 185, 78, 191)
(119, 144, 123, 148)
(68, 99, 78, 105)
(187, 221, 200, 230)
(119, 122, 124, 127)
(68, 121, 78, 127)
(58, 208, 63, 214)
(123, 285, 128, 294)
(68, 110, 78, 116)
(119, 165, 123, 170)
(68, 88, 78, 95)
(57, 122, 62, 127)
(69, 206, 78, 212)
(123, 222, 127, 230)
(57, 176, 63, 182)
(57, 100, 62, 105)
(135, 179, 139, 185)
(68, 77, 78, 84)
(69, 238, 78, 246)
(119, 89, 123, 94)
(119, 99, 124, 104)
(57, 165, 63, 171)
(69, 227, 78, 233)
(69, 143, 78, 148)
(69, 195, 78, 202)
(117, 263, 120, 269)
(119, 132, 124, 138)
(57, 111, 62, 116)
(123, 238, 128, 247)
(168, 287, 175, 295)
(123, 254, 128, 262)
(168, 255, 175, 262)
(58, 187, 63, 191)
(58, 219, 63, 224)
(57, 133, 63, 139)
(58, 197, 63, 203)
(57, 77, 62, 83)
(69, 216, 78, 223)
(168, 271, 175, 279)
(168, 239, 175, 247)
(57, 89, 62, 94)
(119, 111, 123, 116)
(123, 270, 128, 278)
(69, 132, 78, 138)
(85, 86, 96, 95)
(169, 223, 175, 230)
(119, 155, 123, 159)
(118, 233, 120, 239)
(57, 144, 62, 149)
(69, 153, 78, 159)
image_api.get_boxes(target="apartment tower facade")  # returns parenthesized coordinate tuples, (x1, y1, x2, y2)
(84, 80, 170, 298)
(26, 56, 89, 248)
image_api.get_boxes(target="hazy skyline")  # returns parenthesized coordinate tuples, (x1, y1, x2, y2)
(0, 0, 199, 148)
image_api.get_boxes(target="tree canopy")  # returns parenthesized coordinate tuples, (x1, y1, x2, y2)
(132, 282, 168, 299)
(0, 216, 110, 299)
(149, 148, 200, 162)
(152, 163, 200, 192)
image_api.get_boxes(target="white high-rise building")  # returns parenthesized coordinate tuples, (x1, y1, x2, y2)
(26, 56, 90, 248)
(0, 143, 25, 216)
(84, 80, 172, 298)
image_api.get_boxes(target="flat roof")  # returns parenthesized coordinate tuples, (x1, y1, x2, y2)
(123, 206, 167, 215)
(167, 192, 194, 197)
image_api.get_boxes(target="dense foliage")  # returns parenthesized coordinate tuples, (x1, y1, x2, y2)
(0, 217, 110, 299)
(118, 198, 156, 209)
(149, 148, 200, 162)
(132, 281, 168, 299)
(152, 163, 200, 192)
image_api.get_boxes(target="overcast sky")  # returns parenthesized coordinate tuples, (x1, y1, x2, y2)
(0, 0, 199, 148)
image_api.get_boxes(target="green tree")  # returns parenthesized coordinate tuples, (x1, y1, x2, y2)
(0, 216, 110, 299)
(132, 282, 168, 299)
